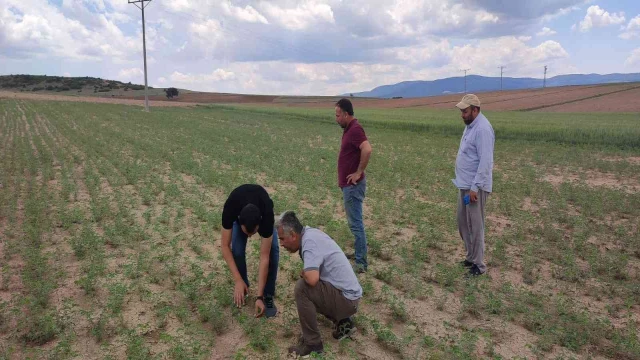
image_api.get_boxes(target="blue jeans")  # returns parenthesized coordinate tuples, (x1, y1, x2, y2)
(231, 221, 279, 297)
(342, 178, 367, 269)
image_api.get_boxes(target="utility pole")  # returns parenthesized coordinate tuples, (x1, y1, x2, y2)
(498, 66, 506, 91)
(129, 0, 152, 112)
(460, 68, 471, 93)
(543, 65, 548, 89)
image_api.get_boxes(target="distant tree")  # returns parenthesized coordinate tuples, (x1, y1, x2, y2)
(165, 87, 179, 99)
(350, 93, 354, 97)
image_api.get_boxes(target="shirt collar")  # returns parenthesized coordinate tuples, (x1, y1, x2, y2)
(344, 118, 358, 132)
(298, 226, 308, 259)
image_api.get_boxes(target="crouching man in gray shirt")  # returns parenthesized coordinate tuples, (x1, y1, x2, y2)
(277, 211, 362, 357)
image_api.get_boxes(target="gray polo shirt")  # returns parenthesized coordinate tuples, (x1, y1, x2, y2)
(301, 226, 363, 300)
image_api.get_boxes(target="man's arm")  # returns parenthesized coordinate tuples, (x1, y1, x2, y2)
(346, 140, 372, 184)
(220, 228, 247, 307)
(220, 229, 243, 282)
(300, 240, 321, 287)
(470, 130, 494, 201)
(302, 269, 320, 287)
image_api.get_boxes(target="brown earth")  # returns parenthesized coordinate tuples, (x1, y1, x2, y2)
(4, 82, 640, 112)
(534, 86, 640, 113)
(542, 167, 640, 194)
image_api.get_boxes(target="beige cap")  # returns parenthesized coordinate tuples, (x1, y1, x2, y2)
(455, 94, 481, 109)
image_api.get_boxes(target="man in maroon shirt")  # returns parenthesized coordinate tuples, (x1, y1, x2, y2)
(335, 98, 372, 273)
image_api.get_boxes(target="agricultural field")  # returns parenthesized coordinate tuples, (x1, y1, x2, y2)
(4, 81, 640, 114)
(0, 99, 639, 359)
(119, 82, 640, 113)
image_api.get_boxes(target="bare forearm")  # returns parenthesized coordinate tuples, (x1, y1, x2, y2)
(357, 149, 371, 173)
(302, 269, 320, 287)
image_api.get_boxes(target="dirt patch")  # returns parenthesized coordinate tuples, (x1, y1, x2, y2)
(543, 169, 640, 193)
(599, 156, 640, 166)
(210, 325, 249, 359)
(521, 197, 541, 212)
(535, 86, 640, 113)
(486, 215, 513, 237)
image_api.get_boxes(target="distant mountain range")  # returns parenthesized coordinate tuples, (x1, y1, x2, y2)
(348, 73, 640, 98)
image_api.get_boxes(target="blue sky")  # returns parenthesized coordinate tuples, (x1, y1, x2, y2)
(1, 0, 639, 95)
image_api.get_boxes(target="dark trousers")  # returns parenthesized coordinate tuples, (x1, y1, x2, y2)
(231, 221, 279, 297)
(295, 279, 359, 345)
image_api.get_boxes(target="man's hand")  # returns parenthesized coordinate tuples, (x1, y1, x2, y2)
(346, 171, 362, 185)
(233, 281, 248, 308)
(255, 299, 265, 318)
(469, 190, 478, 203)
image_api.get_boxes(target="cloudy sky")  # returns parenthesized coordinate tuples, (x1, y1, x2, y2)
(1, 0, 639, 95)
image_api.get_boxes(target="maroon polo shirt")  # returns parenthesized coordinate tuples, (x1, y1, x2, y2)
(338, 119, 368, 188)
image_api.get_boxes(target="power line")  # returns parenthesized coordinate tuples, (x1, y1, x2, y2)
(129, 0, 153, 112)
(498, 66, 506, 91)
(460, 69, 470, 93)
(543, 65, 548, 89)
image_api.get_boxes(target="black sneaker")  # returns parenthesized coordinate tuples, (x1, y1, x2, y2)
(264, 296, 278, 318)
(459, 260, 474, 268)
(467, 264, 484, 277)
(332, 317, 357, 340)
(288, 341, 323, 357)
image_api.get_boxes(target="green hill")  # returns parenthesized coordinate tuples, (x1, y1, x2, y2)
(0, 74, 154, 94)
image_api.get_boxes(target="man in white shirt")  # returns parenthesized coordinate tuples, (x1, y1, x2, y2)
(453, 94, 495, 276)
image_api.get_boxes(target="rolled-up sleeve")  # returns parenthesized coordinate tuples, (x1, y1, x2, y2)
(302, 242, 322, 272)
(471, 129, 494, 192)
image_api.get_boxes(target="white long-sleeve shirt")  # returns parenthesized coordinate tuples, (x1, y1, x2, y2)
(452, 112, 495, 193)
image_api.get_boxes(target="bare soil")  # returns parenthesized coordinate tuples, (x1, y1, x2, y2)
(535, 87, 640, 113)
(4, 82, 640, 112)
(543, 168, 640, 194)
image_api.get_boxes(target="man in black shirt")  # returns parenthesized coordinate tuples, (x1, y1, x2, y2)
(220, 184, 279, 318)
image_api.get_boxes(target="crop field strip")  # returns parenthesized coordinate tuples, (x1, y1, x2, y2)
(0, 99, 639, 359)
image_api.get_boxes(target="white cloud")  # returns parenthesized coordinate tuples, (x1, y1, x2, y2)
(0, 0, 602, 96)
(620, 15, 640, 39)
(625, 48, 640, 67)
(221, 2, 268, 24)
(169, 69, 236, 85)
(0, 0, 140, 61)
(118, 67, 143, 81)
(257, 1, 334, 30)
(536, 27, 557, 36)
(577, 5, 625, 32)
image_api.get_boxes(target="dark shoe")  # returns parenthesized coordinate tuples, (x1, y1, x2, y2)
(467, 264, 484, 277)
(264, 296, 278, 318)
(459, 260, 473, 268)
(353, 264, 367, 274)
(288, 341, 323, 357)
(332, 317, 357, 340)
